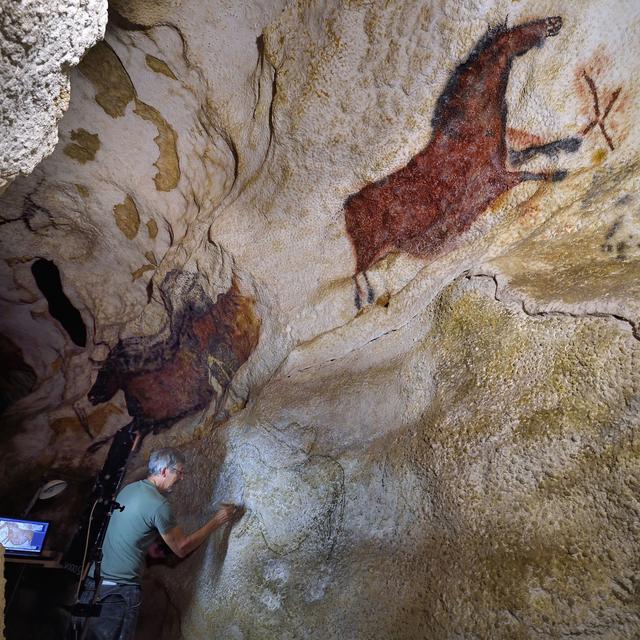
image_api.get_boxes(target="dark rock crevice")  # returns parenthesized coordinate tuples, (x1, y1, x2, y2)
(0, 334, 37, 414)
(469, 271, 640, 342)
(31, 258, 87, 347)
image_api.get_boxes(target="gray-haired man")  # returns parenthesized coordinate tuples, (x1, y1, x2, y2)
(79, 447, 241, 639)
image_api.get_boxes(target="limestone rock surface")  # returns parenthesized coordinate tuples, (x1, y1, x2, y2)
(1, 0, 640, 638)
(0, 0, 108, 190)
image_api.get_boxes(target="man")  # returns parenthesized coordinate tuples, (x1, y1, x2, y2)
(78, 447, 241, 639)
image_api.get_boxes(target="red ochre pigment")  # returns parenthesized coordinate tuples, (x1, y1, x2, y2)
(345, 17, 580, 307)
(89, 273, 260, 429)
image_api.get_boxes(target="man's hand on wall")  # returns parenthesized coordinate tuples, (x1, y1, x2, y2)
(217, 503, 245, 525)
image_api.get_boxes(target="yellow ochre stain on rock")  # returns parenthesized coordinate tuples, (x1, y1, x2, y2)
(146, 219, 158, 239)
(63, 129, 100, 163)
(145, 54, 177, 80)
(78, 41, 135, 118)
(131, 264, 156, 281)
(79, 41, 180, 191)
(49, 404, 124, 438)
(113, 195, 140, 240)
(109, 0, 173, 26)
(134, 99, 180, 191)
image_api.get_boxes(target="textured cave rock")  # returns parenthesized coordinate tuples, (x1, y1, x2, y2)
(0, 0, 108, 191)
(1, 0, 639, 638)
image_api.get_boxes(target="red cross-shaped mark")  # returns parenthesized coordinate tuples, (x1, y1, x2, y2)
(581, 71, 621, 151)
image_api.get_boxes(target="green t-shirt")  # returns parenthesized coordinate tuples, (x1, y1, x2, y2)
(94, 479, 176, 585)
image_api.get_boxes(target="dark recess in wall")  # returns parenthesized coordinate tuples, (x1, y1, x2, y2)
(0, 334, 37, 414)
(31, 258, 87, 347)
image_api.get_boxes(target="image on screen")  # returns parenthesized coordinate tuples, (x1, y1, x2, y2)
(0, 517, 49, 555)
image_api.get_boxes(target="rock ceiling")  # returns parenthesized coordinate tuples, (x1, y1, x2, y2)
(1, 0, 639, 638)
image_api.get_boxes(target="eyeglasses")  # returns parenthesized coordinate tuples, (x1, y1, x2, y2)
(170, 466, 185, 477)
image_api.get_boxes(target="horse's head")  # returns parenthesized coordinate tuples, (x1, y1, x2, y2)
(88, 360, 120, 405)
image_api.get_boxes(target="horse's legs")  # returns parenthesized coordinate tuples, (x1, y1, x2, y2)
(353, 272, 375, 309)
(363, 272, 374, 304)
(516, 169, 568, 182)
(508, 136, 581, 166)
(354, 274, 363, 309)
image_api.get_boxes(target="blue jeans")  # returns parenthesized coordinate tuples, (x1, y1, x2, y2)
(76, 578, 141, 640)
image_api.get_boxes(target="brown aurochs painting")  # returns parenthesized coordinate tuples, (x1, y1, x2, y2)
(88, 270, 260, 434)
(344, 16, 581, 308)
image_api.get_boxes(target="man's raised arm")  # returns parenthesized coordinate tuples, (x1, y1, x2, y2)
(161, 504, 242, 558)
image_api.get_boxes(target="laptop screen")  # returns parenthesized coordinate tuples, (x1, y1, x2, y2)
(0, 517, 50, 556)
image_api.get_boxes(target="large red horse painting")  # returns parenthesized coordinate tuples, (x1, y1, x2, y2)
(345, 17, 581, 307)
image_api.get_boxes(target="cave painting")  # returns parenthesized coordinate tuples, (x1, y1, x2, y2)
(581, 71, 621, 151)
(65, 271, 260, 573)
(89, 270, 260, 434)
(345, 17, 582, 308)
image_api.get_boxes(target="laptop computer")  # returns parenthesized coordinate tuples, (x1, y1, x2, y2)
(0, 516, 50, 557)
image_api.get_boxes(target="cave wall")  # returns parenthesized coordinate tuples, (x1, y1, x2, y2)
(0, 0, 108, 191)
(1, 0, 640, 638)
